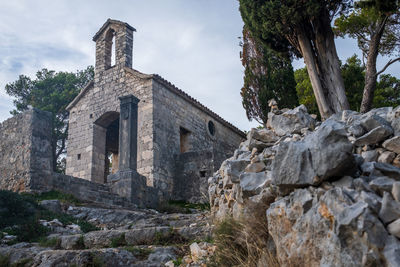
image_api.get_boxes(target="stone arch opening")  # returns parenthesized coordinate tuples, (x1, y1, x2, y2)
(93, 111, 120, 183)
(104, 28, 116, 69)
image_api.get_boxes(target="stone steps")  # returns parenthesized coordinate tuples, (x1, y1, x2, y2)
(57, 225, 212, 250)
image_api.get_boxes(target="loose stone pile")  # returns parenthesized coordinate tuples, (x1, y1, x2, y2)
(209, 104, 400, 266)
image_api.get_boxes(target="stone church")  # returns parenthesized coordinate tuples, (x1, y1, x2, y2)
(65, 19, 244, 205)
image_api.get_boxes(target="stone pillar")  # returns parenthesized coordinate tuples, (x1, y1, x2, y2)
(118, 95, 140, 171)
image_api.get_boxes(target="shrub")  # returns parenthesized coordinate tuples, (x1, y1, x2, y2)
(0, 254, 10, 267)
(211, 216, 279, 267)
(0, 190, 97, 243)
(110, 233, 126, 248)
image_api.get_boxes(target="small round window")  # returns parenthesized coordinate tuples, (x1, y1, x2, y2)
(208, 120, 215, 136)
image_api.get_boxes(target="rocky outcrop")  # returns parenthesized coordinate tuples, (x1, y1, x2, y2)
(209, 104, 400, 266)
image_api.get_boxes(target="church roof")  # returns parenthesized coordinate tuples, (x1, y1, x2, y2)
(92, 19, 136, 41)
(150, 73, 246, 137)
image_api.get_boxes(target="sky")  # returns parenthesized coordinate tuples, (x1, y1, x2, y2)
(0, 0, 399, 131)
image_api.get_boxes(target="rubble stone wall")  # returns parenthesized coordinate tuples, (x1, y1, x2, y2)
(209, 104, 400, 266)
(0, 108, 53, 192)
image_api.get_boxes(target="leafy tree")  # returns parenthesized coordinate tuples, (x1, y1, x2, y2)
(334, 0, 400, 112)
(5, 66, 94, 173)
(296, 55, 400, 114)
(373, 74, 400, 107)
(239, 0, 351, 119)
(240, 27, 298, 124)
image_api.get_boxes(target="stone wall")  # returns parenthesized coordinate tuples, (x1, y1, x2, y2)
(173, 150, 214, 203)
(0, 108, 137, 208)
(152, 78, 244, 200)
(209, 104, 400, 266)
(0, 108, 53, 192)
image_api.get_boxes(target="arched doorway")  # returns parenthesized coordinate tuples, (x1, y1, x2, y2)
(93, 111, 120, 183)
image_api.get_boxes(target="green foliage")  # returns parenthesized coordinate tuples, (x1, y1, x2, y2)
(0, 254, 10, 267)
(239, 0, 350, 58)
(373, 74, 400, 107)
(173, 258, 183, 266)
(296, 55, 400, 113)
(5, 66, 94, 173)
(240, 27, 298, 124)
(0, 190, 37, 229)
(124, 246, 153, 260)
(294, 68, 318, 115)
(341, 55, 365, 111)
(110, 233, 126, 248)
(0, 190, 98, 243)
(334, 1, 400, 58)
(76, 235, 86, 249)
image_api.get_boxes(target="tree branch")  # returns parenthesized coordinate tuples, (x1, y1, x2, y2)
(376, 57, 400, 76)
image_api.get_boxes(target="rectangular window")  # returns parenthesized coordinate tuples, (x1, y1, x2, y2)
(180, 127, 191, 153)
(77, 154, 81, 160)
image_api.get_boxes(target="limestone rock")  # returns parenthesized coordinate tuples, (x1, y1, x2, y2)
(60, 234, 83, 250)
(271, 119, 355, 187)
(387, 218, 400, 238)
(220, 159, 250, 186)
(383, 236, 400, 267)
(383, 136, 400, 154)
(369, 176, 396, 196)
(239, 172, 270, 196)
(244, 162, 266, 173)
(354, 125, 393, 146)
(31, 248, 137, 267)
(379, 192, 400, 224)
(360, 114, 391, 132)
(267, 187, 388, 266)
(392, 182, 400, 202)
(378, 151, 396, 164)
(247, 128, 279, 144)
(361, 150, 378, 162)
(190, 242, 207, 262)
(268, 105, 315, 136)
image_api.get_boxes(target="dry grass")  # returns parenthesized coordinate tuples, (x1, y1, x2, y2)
(211, 201, 279, 267)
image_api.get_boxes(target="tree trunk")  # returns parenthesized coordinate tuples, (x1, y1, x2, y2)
(295, 10, 349, 120)
(314, 12, 350, 113)
(360, 21, 385, 113)
(297, 31, 334, 119)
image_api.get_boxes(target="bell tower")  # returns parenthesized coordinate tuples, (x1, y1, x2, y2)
(93, 19, 136, 73)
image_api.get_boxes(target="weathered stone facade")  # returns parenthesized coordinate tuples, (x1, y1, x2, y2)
(65, 19, 245, 202)
(0, 108, 53, 192)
